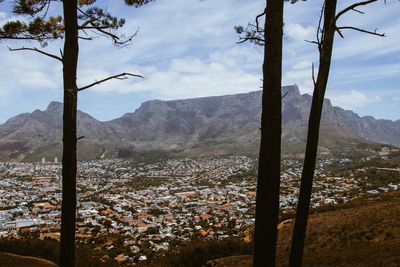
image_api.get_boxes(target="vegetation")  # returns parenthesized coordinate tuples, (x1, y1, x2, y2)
(0, 238, 118, 267)
(152, 238, 252, 267)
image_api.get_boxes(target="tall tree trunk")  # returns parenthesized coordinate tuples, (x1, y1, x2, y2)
(60, 0, 79, 266)
(253, 0, 284, 266)
(289, 1, 337, 266)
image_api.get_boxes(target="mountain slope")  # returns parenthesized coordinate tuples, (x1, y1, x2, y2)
(0, 102, 114, 161)
(0, 85, 399, 161)
(208, 191, 400, 267)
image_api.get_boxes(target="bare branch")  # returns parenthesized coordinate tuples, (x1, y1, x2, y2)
(78, 72, 144, 92)
(7, 46, 63, 62)
(311, 62, 316, 86)
(335, 27, 344, 38)
(336, 26, 385, 37)
(255, 8, 266, 33)
(78, 36, 93, 40)
(83, 22, 138, 46)
(316, 2, 325, 52)
(304, 40, 320, 46)
(335, 0, 378, 21)
(237, 36, 265, 45)
(77, 136, 85, 141)
(352, 8, 365, 14)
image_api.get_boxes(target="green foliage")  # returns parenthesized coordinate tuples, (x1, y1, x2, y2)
(78, 7, 126, 33)
(124, 0, 154, 7)
(0, 16, 63, 45)
(13, 0, 49, 16)
(124, 177, 172, 190)
(0, 0, 150, 47)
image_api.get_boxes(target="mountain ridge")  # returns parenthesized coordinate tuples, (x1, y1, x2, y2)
(0, 85, 399, 161)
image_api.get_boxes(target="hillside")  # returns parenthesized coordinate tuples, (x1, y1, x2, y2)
(208, 191, 400, 266)
(0, 253, 57, 267)
(0, 85, 399, 161)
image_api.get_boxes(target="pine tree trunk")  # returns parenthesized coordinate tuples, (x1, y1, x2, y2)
(60, 0, 79, 266)
(253, 0, 284, 266)
(289, 1, 337, 266)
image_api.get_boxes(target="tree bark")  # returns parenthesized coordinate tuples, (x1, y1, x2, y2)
(289, 1, 337, 266)
(60, 0, 79, 266)
(253, 0, 284, 266)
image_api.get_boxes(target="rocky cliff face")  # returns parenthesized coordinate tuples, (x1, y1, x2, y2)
(0, 85, 399, 161)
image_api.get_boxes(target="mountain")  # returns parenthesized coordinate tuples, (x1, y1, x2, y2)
(0, 85, 399, 161)
(0, 102, 114, 161)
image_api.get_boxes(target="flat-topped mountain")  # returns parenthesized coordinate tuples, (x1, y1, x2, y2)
(0, 85, 399, 161)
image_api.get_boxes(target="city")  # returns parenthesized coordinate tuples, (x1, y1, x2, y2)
(0, 146, 399, 264)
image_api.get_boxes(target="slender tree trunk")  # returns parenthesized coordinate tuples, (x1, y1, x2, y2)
(289, 1, 337, 266)
(253, 0, 284, 266)
(60, 0, 79, 266)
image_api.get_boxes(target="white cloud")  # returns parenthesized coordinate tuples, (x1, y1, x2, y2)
(209, 46, 263, 70)
(0, 0, 399, 122)
(0, 46, 62, 92)
(283, 60, 314, 93)
(285, 23, 314, 41)
(84, 54, 261, 99)
(329, 90, 381, 110)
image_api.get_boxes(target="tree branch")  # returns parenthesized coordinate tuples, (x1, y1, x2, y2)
(335, 27, 345, 38)
(7, 46, 63, 62)
(316, 2, 325, 52)
(336, 26, 385, 37)
(237, 36, 265, 44)
(311, 62, 316, 86)
(255, 8, 266, 33)
(304, 40, 320, 46)
(78, 72, 144, 92)
(78, 36, 93, 40)
(84, 22, 138, 46)
(336, 0, 378, 21)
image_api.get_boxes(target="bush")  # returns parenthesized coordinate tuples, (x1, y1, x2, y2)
(156, 238, 252, 267)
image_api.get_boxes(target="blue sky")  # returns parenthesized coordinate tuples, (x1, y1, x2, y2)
(0, 0, 399, 123)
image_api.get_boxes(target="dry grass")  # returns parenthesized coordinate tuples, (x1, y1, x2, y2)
(210, 191, 400, 266)
(0, 253, 57, 267)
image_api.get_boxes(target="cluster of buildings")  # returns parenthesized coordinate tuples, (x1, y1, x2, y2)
(0, 152, 399, 263)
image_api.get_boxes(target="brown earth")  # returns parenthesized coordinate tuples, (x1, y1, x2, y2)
(0, 252, 57, 267)
(209, 191, 400, 266)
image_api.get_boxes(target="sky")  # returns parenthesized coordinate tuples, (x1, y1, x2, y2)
(0, 0, 399, 123)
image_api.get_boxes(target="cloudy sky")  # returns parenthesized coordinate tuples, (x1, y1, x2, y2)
(0, 0, 399, 123)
